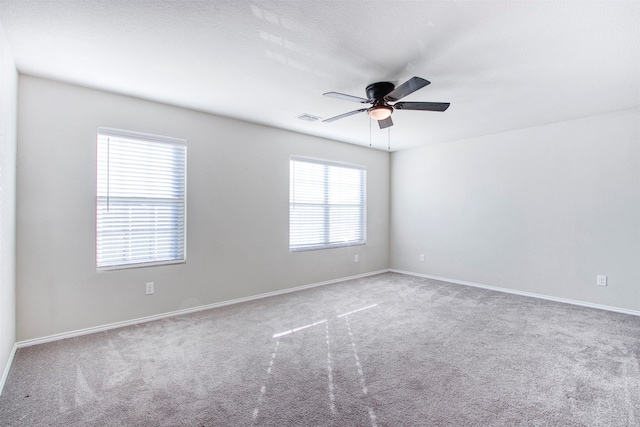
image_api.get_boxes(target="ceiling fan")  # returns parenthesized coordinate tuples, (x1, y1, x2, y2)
(322, 76, 450, 129)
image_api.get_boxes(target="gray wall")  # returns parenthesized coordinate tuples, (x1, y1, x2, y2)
(16, 76, 390, 341)
(0, 23, 17, 382)
(391, 109, 640, 311)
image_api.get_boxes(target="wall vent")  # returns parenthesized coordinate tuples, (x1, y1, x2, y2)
(296, 113, 321, 122)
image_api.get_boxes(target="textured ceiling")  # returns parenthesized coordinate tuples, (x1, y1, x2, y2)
(0, 0, 638, 151)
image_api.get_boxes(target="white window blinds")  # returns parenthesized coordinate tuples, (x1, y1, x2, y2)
(290, 156, 366, 252)
(96, 128, 186, 269)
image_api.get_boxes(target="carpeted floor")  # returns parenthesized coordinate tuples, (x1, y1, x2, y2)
(1, 272, 639, 426)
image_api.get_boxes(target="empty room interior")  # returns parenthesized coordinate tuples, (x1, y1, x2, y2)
(0, 1, 639, 426)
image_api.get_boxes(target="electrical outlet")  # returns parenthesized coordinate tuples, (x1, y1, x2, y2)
(596, 275, 607, 287)
(419, 254, 425, 262)
(355, 255, 359, 263)
(146, 282, 154, 294)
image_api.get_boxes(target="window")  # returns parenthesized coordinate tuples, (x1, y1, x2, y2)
(96, 128, 186, 269)
(289, 156, 366, 252)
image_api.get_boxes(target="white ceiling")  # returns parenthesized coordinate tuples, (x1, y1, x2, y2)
(0, 1, 638, 151)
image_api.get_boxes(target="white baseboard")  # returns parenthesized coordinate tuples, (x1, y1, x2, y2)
(391, 269, 640, 317)
(0, 343, 18, 396)
(16, 269, 390, 349)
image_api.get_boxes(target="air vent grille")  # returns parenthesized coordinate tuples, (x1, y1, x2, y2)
(296, 114, 321, 122)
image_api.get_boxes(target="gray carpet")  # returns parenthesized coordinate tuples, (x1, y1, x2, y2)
(1, 272, 639, 426)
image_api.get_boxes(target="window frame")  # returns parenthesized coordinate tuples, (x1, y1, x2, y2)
(289, 155, 367, 253)
(96, 127, 187, 271)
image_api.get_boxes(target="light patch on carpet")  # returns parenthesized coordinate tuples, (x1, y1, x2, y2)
(75, 366, 97, 406)
(337, 303, 378, 318)
(272, 319, 327, 338)
(623, 359, 638, 425)
(325, 322, 336, 415)
(344, 315, 377, 427)
(104, 340, 130, 389)
(252, 339, 280, 423)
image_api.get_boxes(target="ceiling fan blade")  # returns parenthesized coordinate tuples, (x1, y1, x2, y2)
(323, 108, 368, 123)
(384, 77, 430, 102)
(394, 102, 450, 112)
(323, 92, 370, 103)
(378, 116, 393, 129)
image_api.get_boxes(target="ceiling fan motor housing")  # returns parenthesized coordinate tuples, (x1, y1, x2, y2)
(366, 82, 395, 101)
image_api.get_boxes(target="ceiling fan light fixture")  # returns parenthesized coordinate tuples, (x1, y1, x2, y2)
(368, 105, 393, 121)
